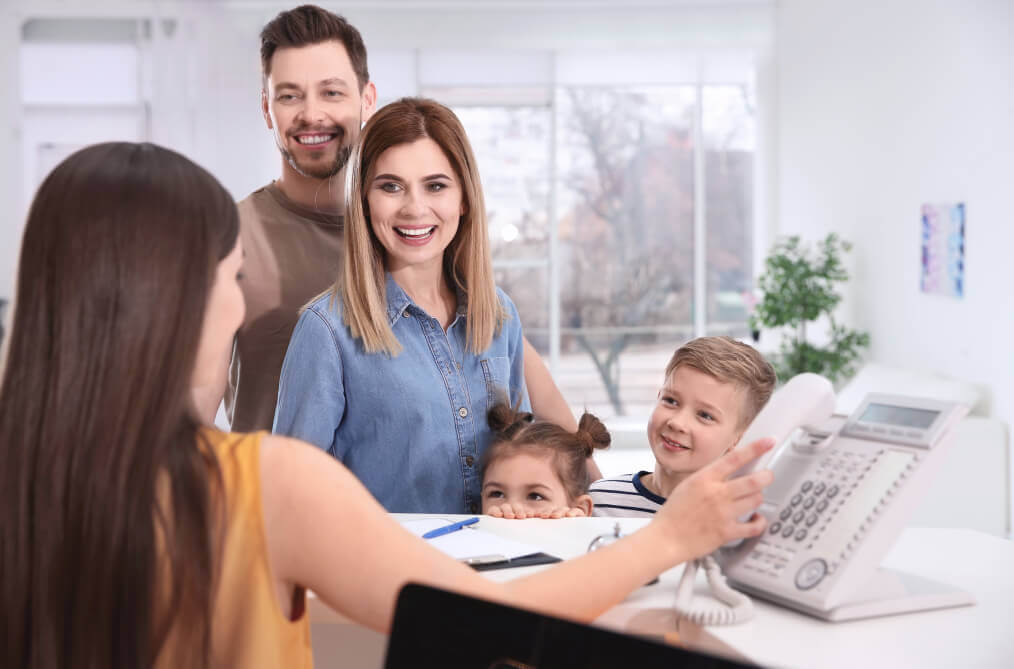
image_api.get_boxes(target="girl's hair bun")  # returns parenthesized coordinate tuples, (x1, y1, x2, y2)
(575, 412, 611, 456)
(488, 400, 533, 439)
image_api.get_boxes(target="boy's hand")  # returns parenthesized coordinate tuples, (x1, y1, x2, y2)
(486, 504, 588, 519)
(652, 438, 775, 561)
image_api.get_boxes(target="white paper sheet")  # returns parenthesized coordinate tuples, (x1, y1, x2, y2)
(400, 518, 546, 563)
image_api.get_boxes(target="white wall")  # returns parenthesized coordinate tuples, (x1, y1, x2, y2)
(775, 0, 1014, 430)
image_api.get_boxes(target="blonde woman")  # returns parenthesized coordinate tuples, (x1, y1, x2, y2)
(274, 98, 535, 513)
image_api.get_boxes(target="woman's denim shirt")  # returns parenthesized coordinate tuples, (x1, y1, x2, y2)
(273, 274, 529, 514)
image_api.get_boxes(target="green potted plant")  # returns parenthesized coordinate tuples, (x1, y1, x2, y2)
(750, 233, 870, 385)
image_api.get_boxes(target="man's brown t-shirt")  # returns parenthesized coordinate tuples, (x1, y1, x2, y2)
(226, 183, 343, 432)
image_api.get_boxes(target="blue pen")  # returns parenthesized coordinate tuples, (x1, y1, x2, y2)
(422, 517, 480, 539)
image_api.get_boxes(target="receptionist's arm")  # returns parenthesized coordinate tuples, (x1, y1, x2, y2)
(260, 434, 774, 633)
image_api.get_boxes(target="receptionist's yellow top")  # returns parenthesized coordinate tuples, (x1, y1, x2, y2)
(157, 430, 313, 668)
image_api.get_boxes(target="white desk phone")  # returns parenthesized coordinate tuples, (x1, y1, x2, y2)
(676, 373, 975, 624)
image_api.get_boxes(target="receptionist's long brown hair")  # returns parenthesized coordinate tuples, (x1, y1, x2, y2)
(0, 142, 238, 668)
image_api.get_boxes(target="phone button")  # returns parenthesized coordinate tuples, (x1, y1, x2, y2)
(781, 525, 796, 538)
(795, 558, 828, 590)
(780, 508, 793, 521)
(769, 521, 782, 535)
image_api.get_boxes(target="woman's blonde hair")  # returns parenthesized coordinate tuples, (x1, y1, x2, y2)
(337, 97, 505, 355)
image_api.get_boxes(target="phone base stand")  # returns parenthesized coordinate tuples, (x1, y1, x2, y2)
(736, 567, 974, 622)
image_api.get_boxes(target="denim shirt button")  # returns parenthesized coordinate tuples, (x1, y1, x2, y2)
(465, 455, 474, 466)
(402, 311, 410, 318)
(469, 503, 479, 514)
(458, 407, 468, 418)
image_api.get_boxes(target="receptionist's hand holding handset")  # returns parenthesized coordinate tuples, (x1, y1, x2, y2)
(729, 373, 837, 483)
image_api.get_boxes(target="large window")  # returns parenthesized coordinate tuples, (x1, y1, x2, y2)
(703, 85, 756, 333)
(444, 64, 758, 420)
(454, 105, 553, 340)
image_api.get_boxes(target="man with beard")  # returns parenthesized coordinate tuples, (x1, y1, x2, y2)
(229, 5, 589, 471)
(226, 6, 374, 433)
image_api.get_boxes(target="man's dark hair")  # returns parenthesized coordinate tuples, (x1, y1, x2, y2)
(260, 4, 369, 89)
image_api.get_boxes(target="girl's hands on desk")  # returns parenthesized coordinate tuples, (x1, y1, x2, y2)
(653, 437, 775, 561)
(486, 503, 587, 519)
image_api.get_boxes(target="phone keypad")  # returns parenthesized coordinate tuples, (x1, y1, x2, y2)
(770, 448, 880, 549)
(745, 446, 926, 586)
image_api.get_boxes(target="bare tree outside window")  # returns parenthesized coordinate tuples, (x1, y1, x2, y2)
(453, 83, 756, 420)
(556, 87, 696, 416)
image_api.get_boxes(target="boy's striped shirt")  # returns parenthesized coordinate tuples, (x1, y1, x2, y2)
(589, 472, 666, 517)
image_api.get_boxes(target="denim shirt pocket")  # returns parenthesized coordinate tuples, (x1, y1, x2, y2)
(480, 356, 512, 410)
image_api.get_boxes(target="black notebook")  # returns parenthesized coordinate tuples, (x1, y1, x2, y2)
(467, 551, 561, 571)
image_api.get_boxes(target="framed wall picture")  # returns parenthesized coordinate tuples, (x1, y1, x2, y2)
(920, 202, 965, 299)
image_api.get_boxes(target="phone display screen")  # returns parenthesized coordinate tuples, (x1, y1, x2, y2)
(859, 403, 939, 429)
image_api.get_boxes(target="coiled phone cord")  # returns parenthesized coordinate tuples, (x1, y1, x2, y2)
(673, 554, 754, 625)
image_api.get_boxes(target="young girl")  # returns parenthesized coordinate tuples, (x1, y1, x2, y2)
(481, 403, 611, 518)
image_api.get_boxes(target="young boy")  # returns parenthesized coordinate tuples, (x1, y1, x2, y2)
(589, 336, 776, 516)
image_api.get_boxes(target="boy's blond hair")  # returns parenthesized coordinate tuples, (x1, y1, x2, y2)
(665, 336, 777, 428)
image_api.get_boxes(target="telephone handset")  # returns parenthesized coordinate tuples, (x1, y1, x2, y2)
(729, 372, 837, 486)
(712, 373, 973, 621)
